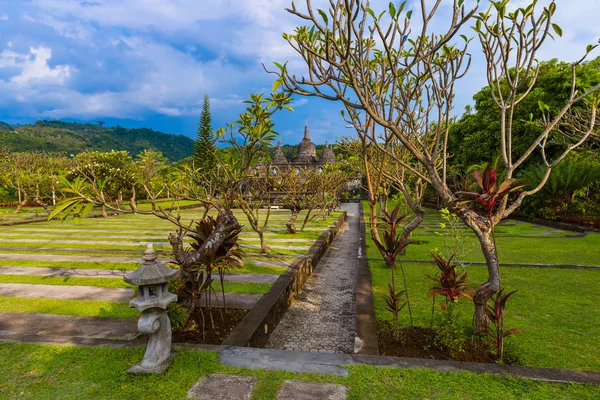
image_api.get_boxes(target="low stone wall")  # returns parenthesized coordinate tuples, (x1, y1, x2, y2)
(223, 211, 348, 348)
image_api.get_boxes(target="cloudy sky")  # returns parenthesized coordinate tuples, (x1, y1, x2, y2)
(0, 0, 598, 144)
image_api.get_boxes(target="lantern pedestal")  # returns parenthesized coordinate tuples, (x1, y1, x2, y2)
(127, 310, 175, 374)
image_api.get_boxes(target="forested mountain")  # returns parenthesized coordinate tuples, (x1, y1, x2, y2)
(0, 120, 194, 161)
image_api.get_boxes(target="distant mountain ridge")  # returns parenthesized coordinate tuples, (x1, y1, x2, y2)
(0, 120, 194, 161)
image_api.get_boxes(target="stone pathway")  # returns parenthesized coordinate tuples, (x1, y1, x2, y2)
(0, 283, 262, 308)
(265, 203, 359, 353)
(186, 374, 347, 400)
(0, 312, 138, 341)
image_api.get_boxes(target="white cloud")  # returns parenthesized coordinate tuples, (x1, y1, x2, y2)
(0, 46, 72, 87)
(0, 14, 8, 21)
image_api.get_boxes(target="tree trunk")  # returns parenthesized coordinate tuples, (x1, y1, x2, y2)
(169, 210, 241, 269)
(301, 209, 314, 230)
(51, 185, 56, 206)
(368, 198, 382, 246)
(258, 229, 271, 254)
(129, 185, 137, 213)
(14, 190, 27, 214)
(286, 210, 298, 234)
(399, 211, 424, 255)
(472, 229, 501, 333)
(101, 204, 108, 218)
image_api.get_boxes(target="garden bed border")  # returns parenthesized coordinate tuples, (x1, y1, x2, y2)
(222, 210, 348, 348)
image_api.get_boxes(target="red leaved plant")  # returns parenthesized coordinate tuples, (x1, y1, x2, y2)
(374, 204, 413, 334)
(427, 253, 474, 314)
(457, 165, 523, 219)
(487, 288, 523, 362)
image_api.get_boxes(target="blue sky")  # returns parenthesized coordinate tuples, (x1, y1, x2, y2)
(0, 0, 598, 145)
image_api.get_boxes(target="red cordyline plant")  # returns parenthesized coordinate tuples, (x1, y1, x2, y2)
(458, 165, 524, 220)
(427, 253, 473, 316)
(374, 204, 413, 334)
(487, 288, 522, 362)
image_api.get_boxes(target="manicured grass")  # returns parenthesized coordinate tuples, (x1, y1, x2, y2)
(0, 343, 597, 399)
(0, 275, 134, 288)
(364, 201, 600, 371)
(0, 297, 136, 319)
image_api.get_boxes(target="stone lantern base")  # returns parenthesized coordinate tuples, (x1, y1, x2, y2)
(127, 311, 174, 375)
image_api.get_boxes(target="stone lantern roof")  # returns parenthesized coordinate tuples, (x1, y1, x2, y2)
(125, 244, 178, 286)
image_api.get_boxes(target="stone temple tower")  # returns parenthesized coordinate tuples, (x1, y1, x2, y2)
(297, 125, 317, 163)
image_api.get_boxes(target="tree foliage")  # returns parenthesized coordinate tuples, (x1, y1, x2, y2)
(193, 95, 217, 174)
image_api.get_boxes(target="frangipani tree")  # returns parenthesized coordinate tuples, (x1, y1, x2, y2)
(274, 0, 600, 331)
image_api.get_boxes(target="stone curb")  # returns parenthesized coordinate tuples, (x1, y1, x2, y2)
(222, 211, 348, 348)
(355, 202, 378, 355)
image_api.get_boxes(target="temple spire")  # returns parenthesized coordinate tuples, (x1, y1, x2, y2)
(304, 124, 309, 139)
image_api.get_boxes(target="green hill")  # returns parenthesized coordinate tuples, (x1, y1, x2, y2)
(0, 120, 194, 161)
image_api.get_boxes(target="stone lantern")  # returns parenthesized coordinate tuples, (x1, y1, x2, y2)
(124, 244, 178, 374)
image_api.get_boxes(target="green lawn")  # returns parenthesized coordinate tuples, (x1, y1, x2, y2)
(0, 343, 597, 400)
(0, 208, 338, 322)
(364, 201, 600, 371)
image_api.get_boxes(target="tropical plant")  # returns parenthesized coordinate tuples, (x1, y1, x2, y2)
(486, 288, 523, 362)
(427, 253, 473, 316)
(169, 214, 244, 337)
(436, 208, 475, 271)
(374, 204, 413, 335)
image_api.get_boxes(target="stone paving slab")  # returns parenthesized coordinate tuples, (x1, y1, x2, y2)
(265, 203, 359, 354)
(0, 233, 316, 244)
(0, 238, 311, 251)
(187, 374, 258, 400)
(0, 282, 262, 308)
(0, 253, 142, 263)
(0, 266, 280, 284)
(0, 283, 134, 302)
(277, 380, 347, 400)
(0, 312, 138, 340)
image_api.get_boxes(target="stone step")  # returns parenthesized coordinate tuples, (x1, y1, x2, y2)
(0, 238, 311, 250)
(0, 266, 280, 284)
(0, 312, 139, 340)
(0, 283, 262, 309)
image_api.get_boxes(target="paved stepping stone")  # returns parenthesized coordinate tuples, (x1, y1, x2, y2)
(276, 380, 347, 400)
(243, 244, 310, 251)
(0, 283, 262, 308)
(0, 266, 130, 279)
(248, 259, 291, 268)
(266, 203, 359, 354)
(0, 238, 310, 251)
(187, 374, 258, 400)
(0, 283, 133, 302)
(0, 253, 141, 263)
(0, 267, 279, 284)
(0, 312, 138, 340)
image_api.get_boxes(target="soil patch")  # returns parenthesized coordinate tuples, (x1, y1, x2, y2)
(377, 324, 499, 364)
(172, 308, 248, 345)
